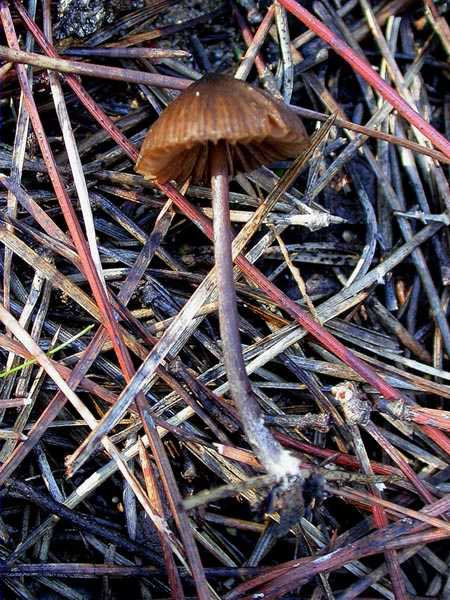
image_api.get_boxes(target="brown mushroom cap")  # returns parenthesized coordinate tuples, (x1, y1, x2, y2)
(135, 74, 309, 184)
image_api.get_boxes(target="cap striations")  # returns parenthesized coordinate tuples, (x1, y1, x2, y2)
(136, 73, 309, 184)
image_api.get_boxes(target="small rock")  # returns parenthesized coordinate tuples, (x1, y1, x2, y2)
(55, 0, 144, 39)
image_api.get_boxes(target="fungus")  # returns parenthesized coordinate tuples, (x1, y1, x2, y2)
(136, 74, 309, 481)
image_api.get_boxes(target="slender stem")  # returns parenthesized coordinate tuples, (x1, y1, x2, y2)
(210, 143, 300, 480)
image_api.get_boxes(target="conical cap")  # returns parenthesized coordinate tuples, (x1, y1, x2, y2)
(136, 74, 309, 184)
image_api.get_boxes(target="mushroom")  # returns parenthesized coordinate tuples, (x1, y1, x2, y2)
(136, 74, 310, 481)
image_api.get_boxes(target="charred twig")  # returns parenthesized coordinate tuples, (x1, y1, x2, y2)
(0, 45, 191, 90)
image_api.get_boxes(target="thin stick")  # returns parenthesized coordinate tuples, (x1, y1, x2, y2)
(0, 398, 31, 408)
(138, 440, 185, 599)
(327, 485, 450, 532)
(0, 45, 191, 90)
(233, 1, 276, 84)
(62, 47, 190, 59)
(42, 0, 105, 286)
(290, 105, 450, 165)
(274, 1, 293, 102)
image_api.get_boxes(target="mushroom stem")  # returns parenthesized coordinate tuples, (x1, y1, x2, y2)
(210, 142, 301, 481)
